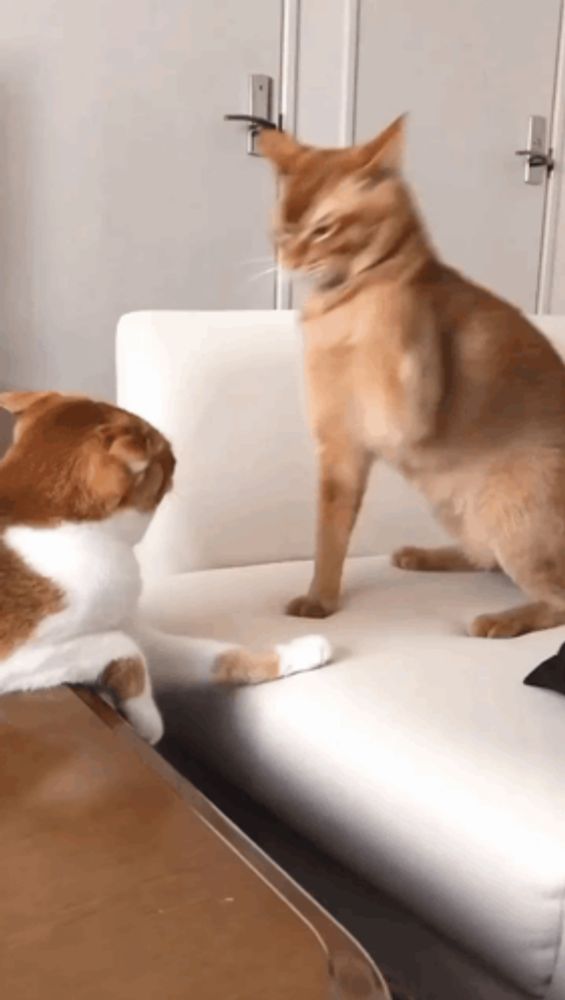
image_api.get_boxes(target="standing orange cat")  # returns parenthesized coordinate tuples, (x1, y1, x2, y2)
(261, 116, 565, 638)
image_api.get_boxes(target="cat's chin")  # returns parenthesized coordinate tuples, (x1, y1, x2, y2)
(280, 264, 346, 292)
(289, 266, 348, 293)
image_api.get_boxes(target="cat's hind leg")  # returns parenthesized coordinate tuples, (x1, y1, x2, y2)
(469, 531, 565, 637)
(469, 458, 565, 638)
(470, 601, 565, 638)
(392, 545, 486, 572)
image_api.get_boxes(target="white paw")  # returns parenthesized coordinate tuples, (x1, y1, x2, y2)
(125, 696, 164, 745)
(277, 634, 332, 677)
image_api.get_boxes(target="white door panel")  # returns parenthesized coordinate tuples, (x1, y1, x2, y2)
(355, 0, 562, 310)
(0, 1, 280, 397)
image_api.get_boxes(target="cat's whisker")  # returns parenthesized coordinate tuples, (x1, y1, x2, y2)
(247, 265, 278, 284)
(236, 257, 276, 274)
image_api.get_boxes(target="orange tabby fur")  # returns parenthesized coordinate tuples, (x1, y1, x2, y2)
(261, 118, 565, 638)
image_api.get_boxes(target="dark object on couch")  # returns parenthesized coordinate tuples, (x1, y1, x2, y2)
(524, 641, 565, 695)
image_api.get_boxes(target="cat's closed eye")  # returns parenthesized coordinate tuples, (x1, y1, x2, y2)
(311, 222, 334, 241)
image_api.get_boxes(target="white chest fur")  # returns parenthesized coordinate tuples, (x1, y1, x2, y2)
(5, 511, 149, 644)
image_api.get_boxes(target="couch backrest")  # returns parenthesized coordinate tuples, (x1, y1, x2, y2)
(116, 310, 565, 577)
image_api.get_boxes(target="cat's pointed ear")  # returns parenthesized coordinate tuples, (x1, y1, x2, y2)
(356, 114, 407, 178)
(0, 391, 59, 414)
(85, 448, 132, 514)
(86, 423, 174, 514)
(84, 425, 142, 514)
(96, 423, 150, 474)
(259, 128, 306, 174)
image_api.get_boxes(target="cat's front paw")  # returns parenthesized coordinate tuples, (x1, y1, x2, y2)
(285, 595, 336, 619)
(277, 635, 333, 676)
(125, 696, 164, 744)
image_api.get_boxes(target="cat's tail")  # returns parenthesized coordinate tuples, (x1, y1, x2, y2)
(214, 634, 332, 685)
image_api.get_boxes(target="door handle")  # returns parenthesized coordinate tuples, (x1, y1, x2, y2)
(224, 74, 278, 155)
(224, 114, 277, 130)
(516, 149, 555, 173)
(515, 149, 554, 170)
(515, 116, 554, 184)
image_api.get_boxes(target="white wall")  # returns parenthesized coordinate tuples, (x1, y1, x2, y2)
(2, 1, 200, 399)
(0, 0, 278, 401)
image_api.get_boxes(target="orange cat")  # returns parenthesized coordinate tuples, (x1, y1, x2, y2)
(0, 392, 331, 742)
(261, 116, 565, 638)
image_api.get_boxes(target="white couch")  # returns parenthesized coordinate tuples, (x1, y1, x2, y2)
(117, 310, 565, 1000)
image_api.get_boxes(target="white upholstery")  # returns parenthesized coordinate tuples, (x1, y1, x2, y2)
(139, 557, 565, 997)
(116, 311, 445, 576)
(117, 311, 565, 1000)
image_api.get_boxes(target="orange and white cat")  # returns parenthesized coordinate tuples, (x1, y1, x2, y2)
(0, 391, 331, 742)
(261, 116, 565, 638)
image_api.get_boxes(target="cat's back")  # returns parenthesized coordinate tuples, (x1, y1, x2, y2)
(427, 265, 565, 438)
(433, 264, 565, 377)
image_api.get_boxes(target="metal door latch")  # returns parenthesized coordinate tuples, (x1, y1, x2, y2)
(515, 115, 554, 184)
(224, 74, 278, 155)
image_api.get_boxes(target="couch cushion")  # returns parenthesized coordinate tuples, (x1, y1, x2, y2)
(140, 557, 565, 997)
